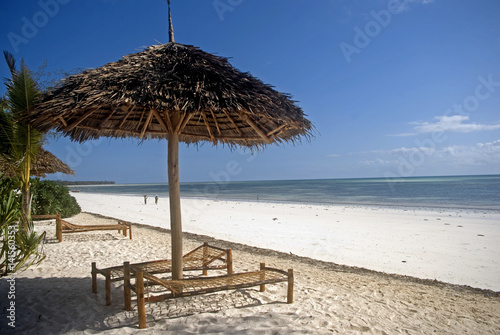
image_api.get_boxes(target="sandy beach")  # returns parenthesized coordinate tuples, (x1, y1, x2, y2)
(1, 193, 499, 334)
(74, 193, 500, 291)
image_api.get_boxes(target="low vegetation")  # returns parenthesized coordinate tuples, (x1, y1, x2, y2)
(0, 177, 46, 276)
(31, 179, 81, 218)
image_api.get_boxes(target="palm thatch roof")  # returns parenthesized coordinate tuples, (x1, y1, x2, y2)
(0, 147, 74, 178)
(28, 42, 312, 147)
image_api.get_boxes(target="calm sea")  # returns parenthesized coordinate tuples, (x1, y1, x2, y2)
(70, 175, 500, 211)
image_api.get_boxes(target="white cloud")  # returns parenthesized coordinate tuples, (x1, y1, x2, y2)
(477, 139, 500, 149)
(364, 139, 500, 167)
(390, 0, 434, 13)
(369, 146, 435, 155)
(347, 139, 499, 177)
(359, 158, 397, 166)
(411, 115, 500, 133)
(387, 132, 417, 137)
(441, 140, 500, 164)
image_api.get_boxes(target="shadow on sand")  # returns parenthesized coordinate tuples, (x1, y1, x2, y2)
(0, 276, 274, 334)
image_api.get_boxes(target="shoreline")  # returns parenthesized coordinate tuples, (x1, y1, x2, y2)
(73, 190, 500, 213)
(67, 174, 500, 212)
(71, 192, 500, 292)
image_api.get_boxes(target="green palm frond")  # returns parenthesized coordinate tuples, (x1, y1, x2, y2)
(0, 102, 14, 157)
(1, 52, 43, 182)
(6, 59, 41, 119)
(1, 51, 44, 217)
(3, 50, 16, 76)
(13, 221, 46, 271)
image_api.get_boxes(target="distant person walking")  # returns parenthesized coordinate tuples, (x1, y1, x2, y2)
(155, 195, 159, 205)
(143, 194, 148, 204)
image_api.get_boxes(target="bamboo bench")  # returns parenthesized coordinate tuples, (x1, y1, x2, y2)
(124, 262, 293, 329)
(92, 242, 233, 305)
(32, 214, 132, 242)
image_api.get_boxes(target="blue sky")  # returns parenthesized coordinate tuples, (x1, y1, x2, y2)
(1, 0, 499, 183)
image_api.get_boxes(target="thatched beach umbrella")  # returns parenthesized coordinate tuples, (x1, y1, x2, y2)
(0, 147, 74, 178)
(28, 2, 312, 279)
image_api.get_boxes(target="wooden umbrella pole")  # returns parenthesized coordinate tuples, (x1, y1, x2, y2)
(167, 0, 175, 43)
(168, 132, 183, 279)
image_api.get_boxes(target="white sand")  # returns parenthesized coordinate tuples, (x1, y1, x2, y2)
(73, 193, 500, 291)
(1, 194, 499, 334)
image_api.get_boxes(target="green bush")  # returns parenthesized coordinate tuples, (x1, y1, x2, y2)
(31, 179, 81, 218)
(1, 177, 46, 276)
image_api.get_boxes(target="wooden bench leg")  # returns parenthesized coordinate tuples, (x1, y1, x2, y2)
(124, 262, 132, 311)
(56, 214, 62, 242)
(260, 263, 266, 292)
(91, 262, 97, 294)
(128, 223, 132, 239)
(287, 269, 294, 304)
(105, 270, 112, 306)
(202, 242, 208, 276)
(117, 221, 124, 237)
(136, 270, 147, 329)
(227, 249, 233, 275)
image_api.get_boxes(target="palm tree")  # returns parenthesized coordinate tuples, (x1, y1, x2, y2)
(0, 51, 44, 220)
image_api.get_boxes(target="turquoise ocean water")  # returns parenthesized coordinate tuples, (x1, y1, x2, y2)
(71, 175, 500, 211)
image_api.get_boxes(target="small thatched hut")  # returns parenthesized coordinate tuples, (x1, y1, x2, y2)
(0, 147, 74, 178)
